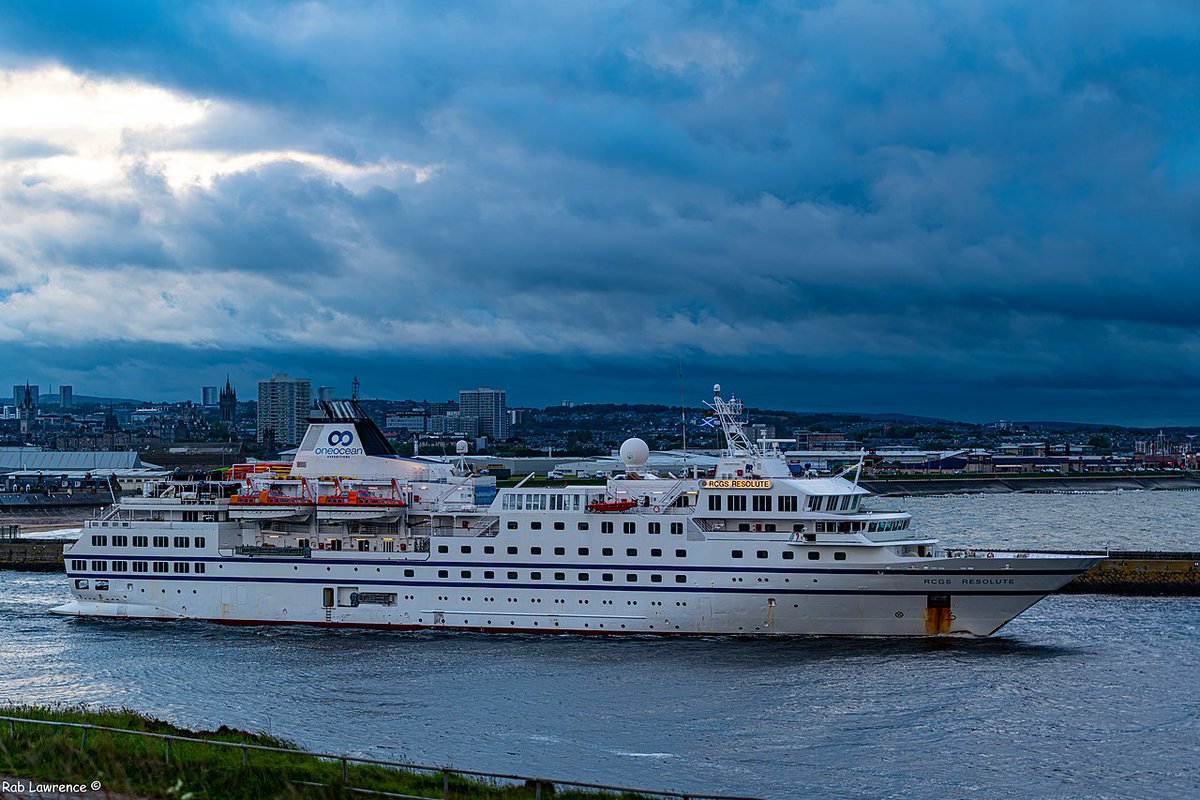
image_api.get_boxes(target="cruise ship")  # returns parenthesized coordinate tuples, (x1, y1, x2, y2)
(52, 387, 1102, 636)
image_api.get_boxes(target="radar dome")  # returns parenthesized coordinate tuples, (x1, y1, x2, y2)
(619, 437, 650, 469)
(455, 440, 470, 455)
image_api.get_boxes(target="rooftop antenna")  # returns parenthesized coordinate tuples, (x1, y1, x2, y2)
(351, 376, 360, 401)
(678, 357, 687, 463)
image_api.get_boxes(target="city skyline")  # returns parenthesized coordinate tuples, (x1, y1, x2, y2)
(3, 3, 1200, 425)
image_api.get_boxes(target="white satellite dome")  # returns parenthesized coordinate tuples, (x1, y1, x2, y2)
(455, 440, 470, 455)
(619, 437, 650, 469)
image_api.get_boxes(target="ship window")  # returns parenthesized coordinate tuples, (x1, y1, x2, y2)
(648, 522, 661, 534)
(675, 575, 686, 583)
(808, 551, 820, 560)
(174, 537, 189, 548)
(75, 579, 88, 589)
(835, 552, 847, 560)
(782, 550, 795, 560)
(651, 574, 662, 583)
(111, 561, 128, 571)
(484, 570, 495, 578)
(708, 495, 722, 511)
(461, 570, 472, 578)
(91, 535, 107, 546)
(626, 574, 637, 582)
(507, 571, 518, 579)
(851, 497, 861, 510)
(438, 545, 449, 553)
(554, 522, 565, 531)
(676, 549, 687, 557)
(507, 546, 518, 555)
(806, 496, 819, 511)
(728, 495, 747, 511)
(731, 550, 743, 558)
(650, 548, 662, 557)
(531, 547, 542, 555)
(670, 523, 683, 535)
(554, 547, 565, 555)
(194, 537, 206, 548)
(438, 570, 449, 578)
(531, 571, 542, 580)
(153, 562, 168, 573)
(601, 522, 614, 533)
(484, 546, 495, 554)
(841, 496, 851, 511)
(868, 522, 877, 532)
(578, 547, 590, 556)
(90, 560, 107, 571)
(172, 562, 189, 573)
(133, 536, 148, 547)
(793, 523, 806, 533)
(816, 522, 827, 533)
(329, 540, 342, 551)
(460, 546, 472, 554)
(404, 569, 415, 577)
(602, 547, 614, 556)
(578, 522, 589, 531)
(780, 496, 798, 512)
(603, 573, 614, 581)
(626, 548, 637, 556)
(623, 522, 636, 534)
(578, 573, 589, 581)
(507, 521, 518, 529)
(357, 540, 369, 552)
(195, 563, 206, 573)
(153, 536, 168, 548)
(554, 572, 566, 581)
(738, 523, 750, 531)
(133, 562, 148, 573)
(70, 559, 86, 570)
(752, 495, 772, 512)
(112, 535, 128, 547)
(757, 550, 768, 559)
(531, 522, 542, 530)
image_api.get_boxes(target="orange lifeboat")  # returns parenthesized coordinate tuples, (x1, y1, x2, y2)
(586, 499, 638, 512)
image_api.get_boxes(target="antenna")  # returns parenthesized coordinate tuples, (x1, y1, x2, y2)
(351, 376, 360, 401)
(678, 357, 687, 461)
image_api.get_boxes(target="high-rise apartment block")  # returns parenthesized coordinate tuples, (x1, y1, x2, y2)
(257, 373, 311, 446)
(59, 385, 73, 408)
(201, 386, 219, 406)
(459, 386, 509, 440)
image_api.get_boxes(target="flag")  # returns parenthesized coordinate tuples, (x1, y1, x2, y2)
(700, 416, 719, 429)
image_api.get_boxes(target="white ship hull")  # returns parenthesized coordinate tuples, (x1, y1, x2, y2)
(53, 544, 1099, 637)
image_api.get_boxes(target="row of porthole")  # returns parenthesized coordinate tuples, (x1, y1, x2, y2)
(418, 618, 687, 631)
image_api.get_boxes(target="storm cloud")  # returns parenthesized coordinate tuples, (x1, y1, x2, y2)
(1, 1, 1199, 423)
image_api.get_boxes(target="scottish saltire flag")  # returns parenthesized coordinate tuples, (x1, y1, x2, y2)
(700, 416, 719, 429)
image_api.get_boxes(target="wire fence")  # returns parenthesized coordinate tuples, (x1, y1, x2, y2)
(0, 714, 761, 800)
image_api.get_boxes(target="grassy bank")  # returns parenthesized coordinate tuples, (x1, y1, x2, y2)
(0, 705, 646, 799)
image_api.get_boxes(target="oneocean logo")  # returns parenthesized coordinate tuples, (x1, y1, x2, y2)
(327, 430, 354, 447)
(315, 429, 362, 456)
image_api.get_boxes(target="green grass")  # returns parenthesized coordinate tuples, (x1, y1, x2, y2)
(0, 705, 648, 800)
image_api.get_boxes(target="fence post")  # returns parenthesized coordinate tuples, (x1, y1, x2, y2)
(81, 728, 87, 749)
(242, 746, 248, 766)
(535, 781, 542, 800)
(442, 769, 450, 800)
(342, 757, 348, 786)
(164, 738, 171, 763)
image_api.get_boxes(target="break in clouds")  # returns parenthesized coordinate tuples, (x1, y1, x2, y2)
(1, 1, 1200, 423)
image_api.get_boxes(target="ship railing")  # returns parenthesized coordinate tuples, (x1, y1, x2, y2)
(0, 714, 760, 800)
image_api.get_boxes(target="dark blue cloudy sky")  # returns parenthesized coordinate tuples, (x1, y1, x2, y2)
(1, 1, 1199, 424)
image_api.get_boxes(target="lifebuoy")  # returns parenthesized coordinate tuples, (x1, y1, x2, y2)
(986, 552, 995, 559)
(400, 542, 407, 551)
(653, 505, 661, 513)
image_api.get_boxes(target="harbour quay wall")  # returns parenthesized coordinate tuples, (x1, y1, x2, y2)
(0, 491, 112, 509)
(861, 474, 1200, 496)
(0, 538, 66, 571)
